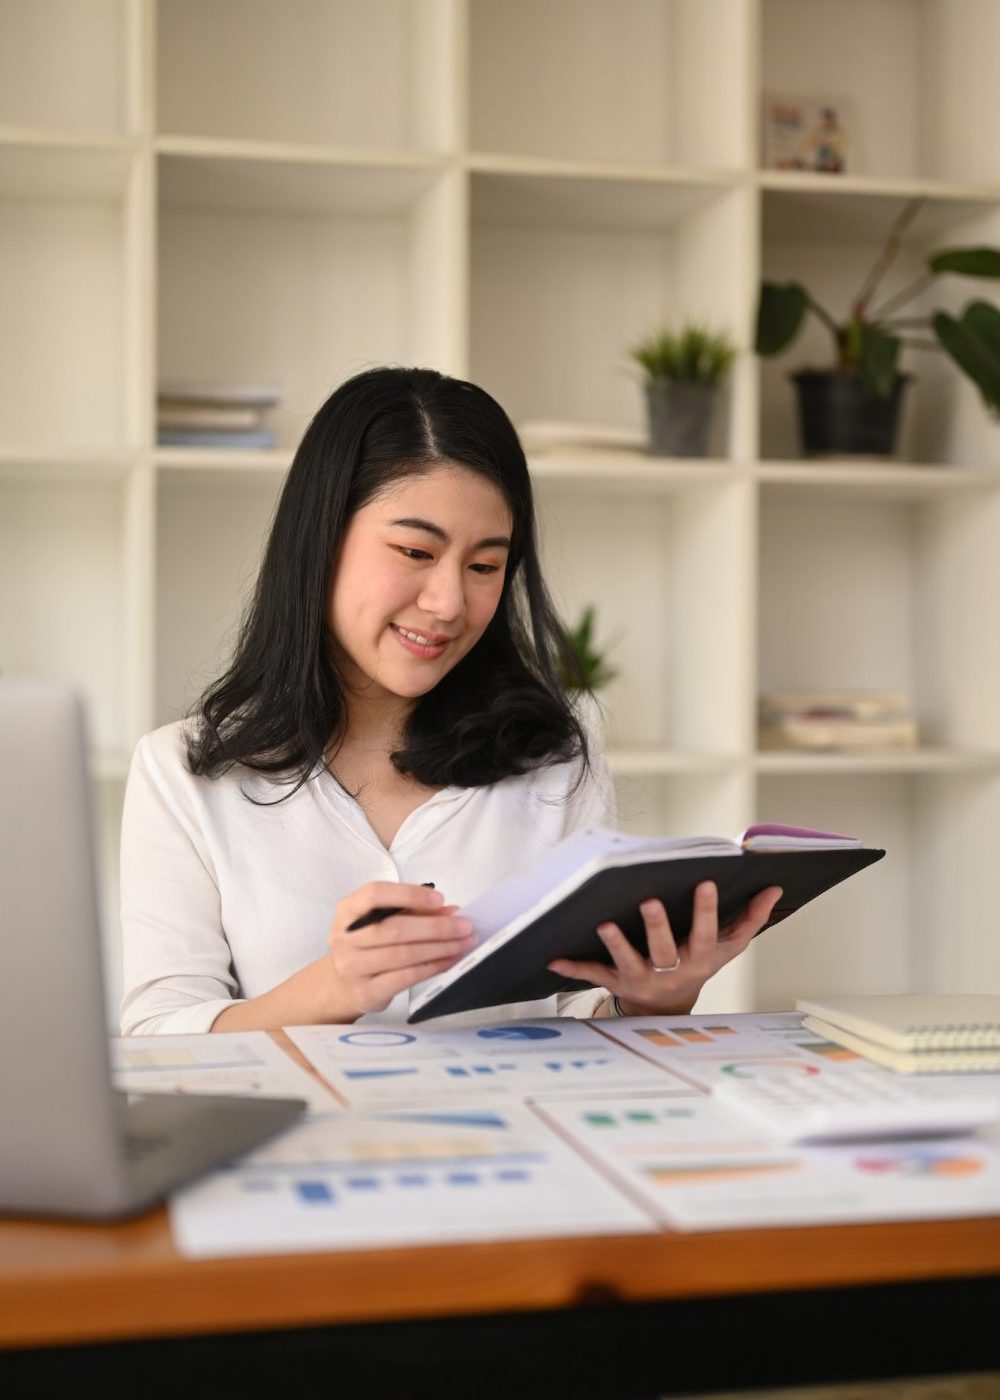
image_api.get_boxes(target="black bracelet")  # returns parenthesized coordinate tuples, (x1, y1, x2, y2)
(610, 994, 626, 1017)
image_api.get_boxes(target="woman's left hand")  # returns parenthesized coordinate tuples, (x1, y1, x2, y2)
(547, 881, 783, 1016)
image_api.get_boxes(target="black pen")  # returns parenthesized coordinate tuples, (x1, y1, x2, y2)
(346, 883, 437, 932)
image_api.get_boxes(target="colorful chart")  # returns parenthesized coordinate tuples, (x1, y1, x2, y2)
(343, 1067, 420, 1080)
(583, 1107, 695, 1128)
(635, 1024, 744, 1049)
(799, 1039, 859, 1062)
(477, 1025, 562, 1041)
(283, 1164, 540, 1204)
(644, 1160, 799, 1186)
(720, 1059, 821, 1079)
(337, 1030, 416, 1047)
(374, 1111, 508, 1129)
(854, 1150, 985, 1179)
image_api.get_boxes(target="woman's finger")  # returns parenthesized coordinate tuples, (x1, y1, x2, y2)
(686, 881, 721, 962)
(596, 920, 651, 980)
(721, 886, 783, 941)
(353, 935, 474, 974)
(339, 881, 445, 926)
(346, 910, 465, 949)
(546, 957, 617, 992)
(639, 898, 682, 971)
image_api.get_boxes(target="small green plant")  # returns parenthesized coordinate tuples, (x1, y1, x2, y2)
(559, 606, 617, 693)
(756, 197, 1000, 411)
(629, 322, 737, 385)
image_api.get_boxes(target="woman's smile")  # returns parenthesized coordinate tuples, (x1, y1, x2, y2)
(389, 622, 453, 659)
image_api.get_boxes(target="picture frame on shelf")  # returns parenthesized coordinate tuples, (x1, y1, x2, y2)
(762, 93, 855, 174)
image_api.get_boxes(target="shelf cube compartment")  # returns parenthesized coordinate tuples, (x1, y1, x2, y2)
(157, 0, 459, 153)
(154, 467, 284, 728)
(758, 487, 1000, 753)
(157, 155, 464, 450)
(0, 0, 132, 137)
(0, 474, 129, 754)
(471, 175, 754, 450)
(759, 188, 1000, 468)
(536, 477, 754, 756)
(761, 0, 1000, 184)
(471, 0, 752, 169)
(0, 144, 136, 452)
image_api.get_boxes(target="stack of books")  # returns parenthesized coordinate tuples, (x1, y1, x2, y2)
(758, 691, 918, 751)
(797, 993, 1000, 1073)
(156, 382, 281, 450)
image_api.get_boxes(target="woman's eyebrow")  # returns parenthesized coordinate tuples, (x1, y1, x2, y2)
(389, 516, 511, 550)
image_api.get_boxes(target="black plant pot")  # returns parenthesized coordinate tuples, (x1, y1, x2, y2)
(645, 380, 716, 457)
(792, 370, 911, 457)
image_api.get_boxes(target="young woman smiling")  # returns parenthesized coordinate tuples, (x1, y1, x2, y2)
(119, 367, 779, 1034)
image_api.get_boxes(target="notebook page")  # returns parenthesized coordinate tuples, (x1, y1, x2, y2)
(459, 826, 736, 947)
(741, 822, 861, 851)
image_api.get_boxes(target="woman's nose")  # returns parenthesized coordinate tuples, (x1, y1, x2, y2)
(417, 564, 464, 621)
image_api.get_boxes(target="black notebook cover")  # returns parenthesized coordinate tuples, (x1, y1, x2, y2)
(407, 846, 885, 1024)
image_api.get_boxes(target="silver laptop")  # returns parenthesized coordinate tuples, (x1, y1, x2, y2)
(0, 678, 305, 1220)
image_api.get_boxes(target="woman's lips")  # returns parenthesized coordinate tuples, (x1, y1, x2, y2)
(389, 623, 452, 659)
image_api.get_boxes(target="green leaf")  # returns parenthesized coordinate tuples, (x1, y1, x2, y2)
(933, 302, 1000, 416)
(856, 323, 901, 398)
(755, 282, 809, 356)
(929, 247, 1000, 279)
(559, 605, 617, 693)
(630, 324, 736, 383)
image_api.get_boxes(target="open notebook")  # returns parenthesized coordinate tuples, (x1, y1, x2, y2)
(408, 823, 884, 1023)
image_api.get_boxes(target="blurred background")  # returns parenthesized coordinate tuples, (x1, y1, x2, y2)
(2, 0, 1000, 1024)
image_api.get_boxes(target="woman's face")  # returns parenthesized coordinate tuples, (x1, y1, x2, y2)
(327, 462, 513, 709)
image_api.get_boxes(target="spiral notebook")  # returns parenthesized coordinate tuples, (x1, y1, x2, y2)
(797, 994, 1000, 1074)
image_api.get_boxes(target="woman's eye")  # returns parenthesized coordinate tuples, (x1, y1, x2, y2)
(470, 562, 500, 575)
(397, 547, 433, 561)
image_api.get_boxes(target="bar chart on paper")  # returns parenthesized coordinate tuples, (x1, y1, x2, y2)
(110, 1032, 335, 1112)
(168, 1102, 654, 1257)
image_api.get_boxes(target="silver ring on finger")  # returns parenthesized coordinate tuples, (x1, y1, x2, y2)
(650, 955, 682, 973)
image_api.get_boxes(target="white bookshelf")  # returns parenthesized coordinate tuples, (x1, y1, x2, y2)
(4, 0, 1000, 1021)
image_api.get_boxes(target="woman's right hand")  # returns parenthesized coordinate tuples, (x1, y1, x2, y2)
(327, 882, 475, 1017)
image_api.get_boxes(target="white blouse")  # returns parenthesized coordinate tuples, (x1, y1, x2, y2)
(120, 721, 616, 1035)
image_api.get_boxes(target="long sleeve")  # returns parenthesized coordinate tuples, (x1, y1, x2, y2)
(119, 730, 243, 1035)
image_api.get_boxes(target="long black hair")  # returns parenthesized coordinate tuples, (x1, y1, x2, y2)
(186, 366, 588, 792)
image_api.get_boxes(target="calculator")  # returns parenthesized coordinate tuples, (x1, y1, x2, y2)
(710, 1064, 999, 1143)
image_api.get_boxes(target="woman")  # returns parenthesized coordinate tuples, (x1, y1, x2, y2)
(120, 367, 779, 1034)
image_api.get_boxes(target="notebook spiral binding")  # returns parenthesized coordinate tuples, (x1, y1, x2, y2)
(908, 1026, 1000, 1049)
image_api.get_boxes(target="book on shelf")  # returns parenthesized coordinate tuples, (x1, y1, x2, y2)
(157, 381, 282, 409)
(156, 380, 282, 450)
(407, 824, 885, 1024)
(157, 405, 263, 432)
(157, 428, 278, 450)
(758, 691, 918, 751)
(797, 993, 1000, 1074)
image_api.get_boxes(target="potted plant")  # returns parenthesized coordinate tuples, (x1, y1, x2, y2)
(629, 322, 737, 457)
(559, 605, 617, 696)
(756, 198, 1000, 456)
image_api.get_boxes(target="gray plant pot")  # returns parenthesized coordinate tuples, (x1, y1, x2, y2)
(645, 380, 716, 457)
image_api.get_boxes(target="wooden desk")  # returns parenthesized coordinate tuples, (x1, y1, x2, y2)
(3, 1033, 1000, 1396)
(3, 1201, 1000, 1395)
